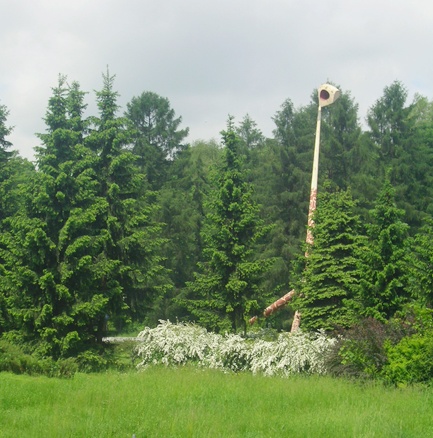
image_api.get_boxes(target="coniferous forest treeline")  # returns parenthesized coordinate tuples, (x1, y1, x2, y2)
(1, 72, 433, 374)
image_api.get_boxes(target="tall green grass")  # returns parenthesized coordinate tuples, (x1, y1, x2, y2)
(1, 367, 433, 437)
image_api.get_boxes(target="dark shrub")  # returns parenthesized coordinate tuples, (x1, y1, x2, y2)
(326, 318, 407, 379)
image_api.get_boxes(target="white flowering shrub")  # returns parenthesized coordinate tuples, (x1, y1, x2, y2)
(210, 333, 253, 372)
(135, 320, 337, 376)
(249, 330, 336, 376)
(135, 320, 220, 367)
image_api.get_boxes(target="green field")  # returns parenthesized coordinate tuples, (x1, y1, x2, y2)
(1, 367, 433, 437)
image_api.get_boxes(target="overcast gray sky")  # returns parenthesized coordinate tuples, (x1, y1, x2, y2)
(1, 0, 433, 161)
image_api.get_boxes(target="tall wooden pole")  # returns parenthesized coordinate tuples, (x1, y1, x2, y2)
(249, 84, 340, 329)
(306, 104, 322, 246)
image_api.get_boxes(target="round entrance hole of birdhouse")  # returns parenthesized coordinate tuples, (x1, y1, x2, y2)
(320, 89, 330, 101)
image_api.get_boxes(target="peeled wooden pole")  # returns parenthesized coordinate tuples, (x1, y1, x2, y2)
(247, 109, 320, 328)
(249, 84, 340, 328)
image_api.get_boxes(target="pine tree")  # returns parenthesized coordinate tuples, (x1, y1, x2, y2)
(320, 86, 363, 191)
(235, 114, 266, 160)
(367, 81, 411, 163)
(269, 99, 313, 263)
(0, 101, 26, 226)
(158, 141, 221, 288)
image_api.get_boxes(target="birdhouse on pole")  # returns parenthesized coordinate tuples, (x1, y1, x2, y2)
(318, 83, 341, 107)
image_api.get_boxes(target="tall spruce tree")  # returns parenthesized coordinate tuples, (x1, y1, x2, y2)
(367, 81, 411, 163)
(272, 99, 313, 241)
(407, 218, 433, 306)
(84, 71, 171, 329)
(1, 73, 170, 357)
(236, 114, 266, 156)
(403, 94, 433, 223)
(158, 141, 221, 288)
(294, 186, 363, 331)
(359, 177, 410, 321)
(0, 101, 25, 228)
(0, 76, 94, 356)
(266, 98, 314, 277)
(365, 81, 433, 229)
(185, 118, 273, 333)
(0, 101, 26, 334)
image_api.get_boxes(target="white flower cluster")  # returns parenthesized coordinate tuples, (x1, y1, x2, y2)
(135, 320, 337, 376)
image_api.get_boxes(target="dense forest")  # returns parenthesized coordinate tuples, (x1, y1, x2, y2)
(1, 71, 433, 367)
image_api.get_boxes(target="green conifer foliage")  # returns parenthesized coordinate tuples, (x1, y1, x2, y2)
(1, 73, 170, 356)
(1, 76, 91, 356)
(408, 218, 433, 305)
(125, 91, 189, 189)
(365, 81, 433, 229)
(185, 118, 273, 334)
(359, 178, 410, 321)
(0, 101, 28, 334)
(84, 71, 171, 329)
(295, 186, 363, 331)
(158, 141, 221, 289)
(0, 101, 14, 166)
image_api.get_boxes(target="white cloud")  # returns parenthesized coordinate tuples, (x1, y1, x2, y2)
(1, 0, 433, 160)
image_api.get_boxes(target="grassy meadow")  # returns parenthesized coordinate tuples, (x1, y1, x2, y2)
(1, 366, 433, 437)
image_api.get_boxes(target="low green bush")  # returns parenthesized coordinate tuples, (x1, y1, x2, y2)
(327, 306, 433, 385)
(76, 349, 109, 372)
(383, 335, 433, 386)
(0, 338, 138, 376)
(0, 340, 78, 378)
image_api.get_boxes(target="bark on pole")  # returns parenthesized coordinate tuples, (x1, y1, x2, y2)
(249, 84, 340, 329)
